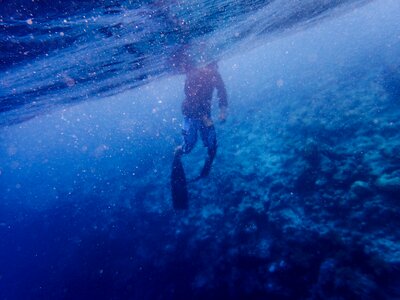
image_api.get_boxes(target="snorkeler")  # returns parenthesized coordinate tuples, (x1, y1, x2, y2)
(177, 61, 227, 175)
(171, 55, 228, 209)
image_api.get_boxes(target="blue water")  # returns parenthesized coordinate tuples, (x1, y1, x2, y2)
(1, 0, 400, 299)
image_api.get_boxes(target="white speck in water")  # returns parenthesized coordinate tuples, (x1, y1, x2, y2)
(276, 79, 284, 88)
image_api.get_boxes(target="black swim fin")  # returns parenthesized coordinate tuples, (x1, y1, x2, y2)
(171, 155, 188, 209)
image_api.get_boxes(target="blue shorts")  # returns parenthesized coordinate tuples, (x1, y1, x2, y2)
(181, 118, 217, 154)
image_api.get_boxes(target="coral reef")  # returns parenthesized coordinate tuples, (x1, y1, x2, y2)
(1, 64, 400, 300)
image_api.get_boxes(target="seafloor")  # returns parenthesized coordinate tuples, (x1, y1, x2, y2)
(2, 57, 399, 299)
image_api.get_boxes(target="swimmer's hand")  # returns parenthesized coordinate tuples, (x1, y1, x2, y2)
(219, 106, 227, 123)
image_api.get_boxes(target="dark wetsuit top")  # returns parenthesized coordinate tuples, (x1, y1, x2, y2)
(182, 63, 227, 119)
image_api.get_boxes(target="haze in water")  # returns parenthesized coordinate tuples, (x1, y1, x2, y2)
(1, 0, 400, 299)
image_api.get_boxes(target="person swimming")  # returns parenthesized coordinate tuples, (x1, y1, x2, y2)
(174, 60, 228, 179)
(171, 47, 228, 208)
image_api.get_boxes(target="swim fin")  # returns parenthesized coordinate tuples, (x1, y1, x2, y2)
(171, 155, 188, 209)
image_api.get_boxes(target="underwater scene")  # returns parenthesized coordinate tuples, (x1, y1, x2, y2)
(1, 0, 400, 299)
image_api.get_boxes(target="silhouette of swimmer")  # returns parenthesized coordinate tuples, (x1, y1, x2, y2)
(176, 59, 228, 177)
(171, 51, 228, 209)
